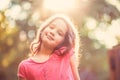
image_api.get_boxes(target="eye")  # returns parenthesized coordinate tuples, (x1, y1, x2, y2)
(58, 31, 64, 36)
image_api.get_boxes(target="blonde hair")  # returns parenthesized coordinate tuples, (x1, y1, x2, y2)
(30, 14, 80, 57)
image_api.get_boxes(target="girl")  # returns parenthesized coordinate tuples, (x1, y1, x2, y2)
(17, 14, 80, 80)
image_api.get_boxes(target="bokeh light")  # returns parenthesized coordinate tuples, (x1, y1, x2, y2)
(28, 30, 35, 39)
(19, 30, 27, 41)
(85, 16, 120, 49)
(22, 2, 31, 10)
(5, 5, 22, 20)
(43, 0, 78, 12)
(106, 0, 120, 11)
(85, 17, 98, 30)
(0, 0, 11, 10)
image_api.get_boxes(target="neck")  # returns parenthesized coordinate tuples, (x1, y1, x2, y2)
(38, 43, 54, 55)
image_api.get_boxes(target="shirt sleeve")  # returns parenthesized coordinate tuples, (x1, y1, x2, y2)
(17, 61, 27, 78)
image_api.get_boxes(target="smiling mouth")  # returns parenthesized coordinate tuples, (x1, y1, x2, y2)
(46, 34, 54, 41)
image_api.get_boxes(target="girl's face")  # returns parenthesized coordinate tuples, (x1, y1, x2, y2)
(41, 19, 68, 49)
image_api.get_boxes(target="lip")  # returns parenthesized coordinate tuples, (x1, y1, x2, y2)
(46, 34, 54, 41)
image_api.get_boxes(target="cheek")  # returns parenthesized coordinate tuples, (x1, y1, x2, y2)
(40, 33, 44, 39)
(55, 37, 64, 45)
(41, 30, 47, 37)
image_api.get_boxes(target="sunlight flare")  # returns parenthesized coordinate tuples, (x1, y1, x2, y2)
(43, 0, 78, 12)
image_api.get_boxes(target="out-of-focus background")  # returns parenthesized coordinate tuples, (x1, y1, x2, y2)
(0, 0, 120, 80)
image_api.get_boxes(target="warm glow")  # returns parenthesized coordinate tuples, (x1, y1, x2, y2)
(93, 28, 118, 49)
(106, 0, 120, 11)
(87, 19, 120, 49)
(85, 17, 97, 30)
(108, 19, 120, 37)
(0, 0, 11, 10)
(19, 30, 27, 41)
(43, 0, 78, 12)
(5, 5, 22, 20)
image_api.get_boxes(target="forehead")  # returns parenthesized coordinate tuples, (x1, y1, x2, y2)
(51, 19, 68, 31)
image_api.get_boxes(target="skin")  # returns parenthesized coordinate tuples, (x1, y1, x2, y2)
(41, 19, 67, 51)
(18, 19, 80, 80)
(70, 54, 80, 80)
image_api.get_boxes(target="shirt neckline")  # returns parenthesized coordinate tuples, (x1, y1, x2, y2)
(29, 53, 56, 64)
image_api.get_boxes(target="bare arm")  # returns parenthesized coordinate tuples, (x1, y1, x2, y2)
(70, 54, 80, 80)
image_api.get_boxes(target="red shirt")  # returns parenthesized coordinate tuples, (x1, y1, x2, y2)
(17, 49, 74, 80)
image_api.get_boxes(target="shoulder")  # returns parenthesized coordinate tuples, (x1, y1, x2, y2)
(17, 59, 31, 78)
(18, 58, 31, 67)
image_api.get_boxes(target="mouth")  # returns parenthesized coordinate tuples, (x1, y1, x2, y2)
(46, 34, 54, 41)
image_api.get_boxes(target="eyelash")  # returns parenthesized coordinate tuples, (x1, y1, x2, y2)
(58, 32, 63, 36)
